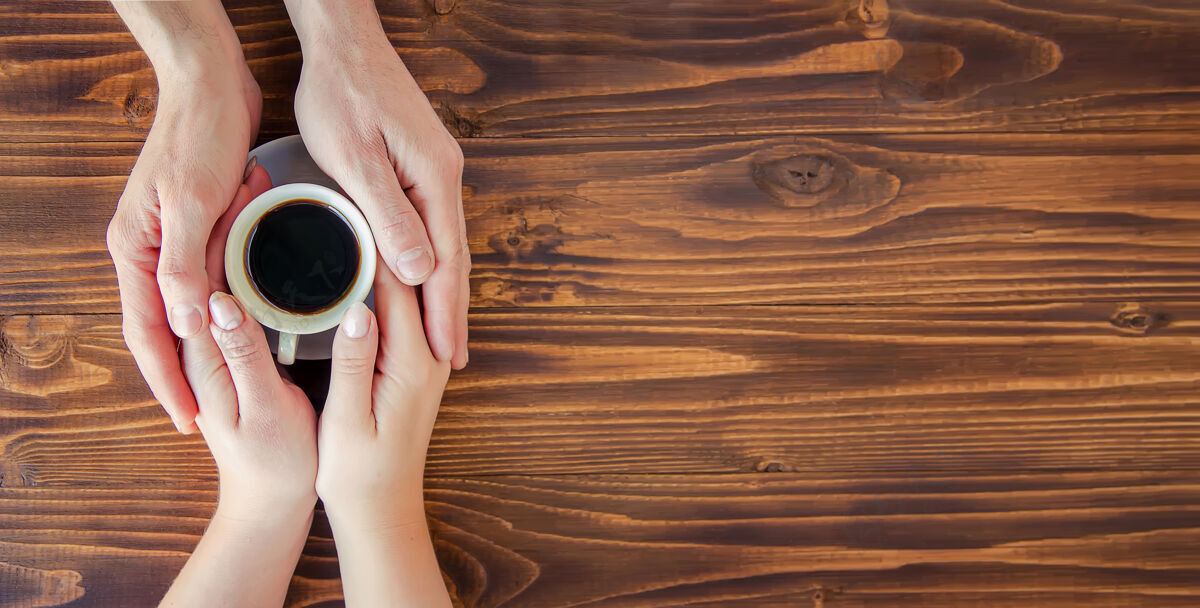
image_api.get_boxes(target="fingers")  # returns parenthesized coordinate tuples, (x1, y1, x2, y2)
(206, 164, 274, 291)
(158, 200, 221, 340)
(244, 159, 274, 195)
(403, 140, 470, 366)
(107, 219, 199, 432)
(419, 265, 466, 367)
(121, 309, 200, 433)
(179, 324, 238, 431)
(207, 292, 285, 422)
(373, 258, 431, 359)
(324, 302, 379, 429)
(336, 158, 436, 286)
(206, 184, 253, 292)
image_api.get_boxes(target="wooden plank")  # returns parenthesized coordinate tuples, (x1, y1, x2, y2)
(3, 0, 1199, 141)
(4, 134, 1200, 312)
(1, 472, 1199, 606)
(3, 305, 1200, 479)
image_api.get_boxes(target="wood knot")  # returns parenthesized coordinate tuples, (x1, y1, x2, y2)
(122, 91, 154, 124)
(0, 316, 112, 397)
(488, 198, 567, 263)
(427, 0, 457, 14)
(1110, 303, 1168, 336)
(1, 315, 68, 371)
(755, 459, 795, 473)
(845, 0, 890, 39)
(751, 145, 900, 220)
(436, 104, 483, 137)
(757, 155, 837, 195)
(811, 586, 838, 607)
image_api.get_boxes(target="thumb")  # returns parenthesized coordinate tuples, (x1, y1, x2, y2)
(159, 205, 219, 338)
(324, 302, 379, 429)
(339, 161, 435, 286)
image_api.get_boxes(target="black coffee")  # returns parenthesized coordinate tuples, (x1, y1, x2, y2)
(246, 200, 360, 313)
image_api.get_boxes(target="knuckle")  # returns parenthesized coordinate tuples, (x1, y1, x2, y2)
(378, 209, 425, 245)
(216, 334, 263, 365)
(332, 352, 376, 377)
(155, 259, 195, 291)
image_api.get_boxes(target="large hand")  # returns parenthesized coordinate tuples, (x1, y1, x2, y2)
(315, 264, 452, 607)
(107, 66, 261, 433)
(291, 3, 469, 371)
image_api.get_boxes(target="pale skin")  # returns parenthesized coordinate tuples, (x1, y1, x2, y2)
(108, 0, 470, 434)
(166, 195, 451, 605)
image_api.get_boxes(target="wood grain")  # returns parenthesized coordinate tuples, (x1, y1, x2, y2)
(3, 0, 1199, 141)
(1, 472, 1199, 606)
(4, 1, 1200, 604)
(4, 134, 1200, 313)
(4, 304, 1199, 480)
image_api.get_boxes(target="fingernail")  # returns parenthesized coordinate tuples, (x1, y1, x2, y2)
(169, 305, 203, 337)
(342, 301, 370, 339)
(242, 155, 257, 182)
(172, 417, 186, 433)
(208, 292, 244, 331)
(396, 247, 433, 282)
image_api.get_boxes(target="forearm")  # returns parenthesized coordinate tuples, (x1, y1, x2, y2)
(327, 505, 450, 608)
(161, 502, 314, 608)
(111, 0, 250, 86)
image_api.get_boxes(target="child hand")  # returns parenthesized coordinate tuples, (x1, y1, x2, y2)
(315, 263, 453, 607)
(316, 263, 451, 524)
(181, 292, 319, 521)
(167, 292, 318, 607)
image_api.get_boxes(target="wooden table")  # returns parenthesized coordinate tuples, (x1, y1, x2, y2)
(3, 1, 1200, 606)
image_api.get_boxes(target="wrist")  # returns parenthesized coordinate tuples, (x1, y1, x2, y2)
(215, 484, 317, 528)
(149, 37, 246, 84)
(323, 486, 426, 533)
(115, 0, 251, 88)
(284, 0, 392, 60)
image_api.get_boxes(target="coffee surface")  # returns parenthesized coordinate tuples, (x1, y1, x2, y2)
(247, 200, 360, 313)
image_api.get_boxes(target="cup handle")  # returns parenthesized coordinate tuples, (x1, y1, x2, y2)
(277, 332, 298, 365)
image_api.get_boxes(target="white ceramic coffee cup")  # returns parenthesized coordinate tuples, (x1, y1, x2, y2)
(224, 183, 376, 365)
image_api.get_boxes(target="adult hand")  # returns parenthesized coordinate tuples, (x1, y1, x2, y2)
(315, 264, 452, 607)
(288, 0, 470, 370)
(106, 56, 261, 433)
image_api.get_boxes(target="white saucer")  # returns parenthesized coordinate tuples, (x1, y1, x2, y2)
(248, 135, 375, 362)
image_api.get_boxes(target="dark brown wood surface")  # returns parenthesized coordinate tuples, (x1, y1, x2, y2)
(3, 0, 1200, 140)
(2, 0, 1199, 606)
(6, 134, 1200, 313)
(4, 305, 1200, 481)
(4, 473, 1200, 607)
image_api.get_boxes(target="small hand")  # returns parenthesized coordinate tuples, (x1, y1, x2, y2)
(317, 263, 450, 523)
(316, 264, 452, 607)
(107, 65, 262, 433)
(180, 291, 318, 520)
(294, 22, 470, 370)
(167, 290, 317, 608)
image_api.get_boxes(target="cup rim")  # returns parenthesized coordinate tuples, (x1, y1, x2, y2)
(224, 183, 377, 336)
